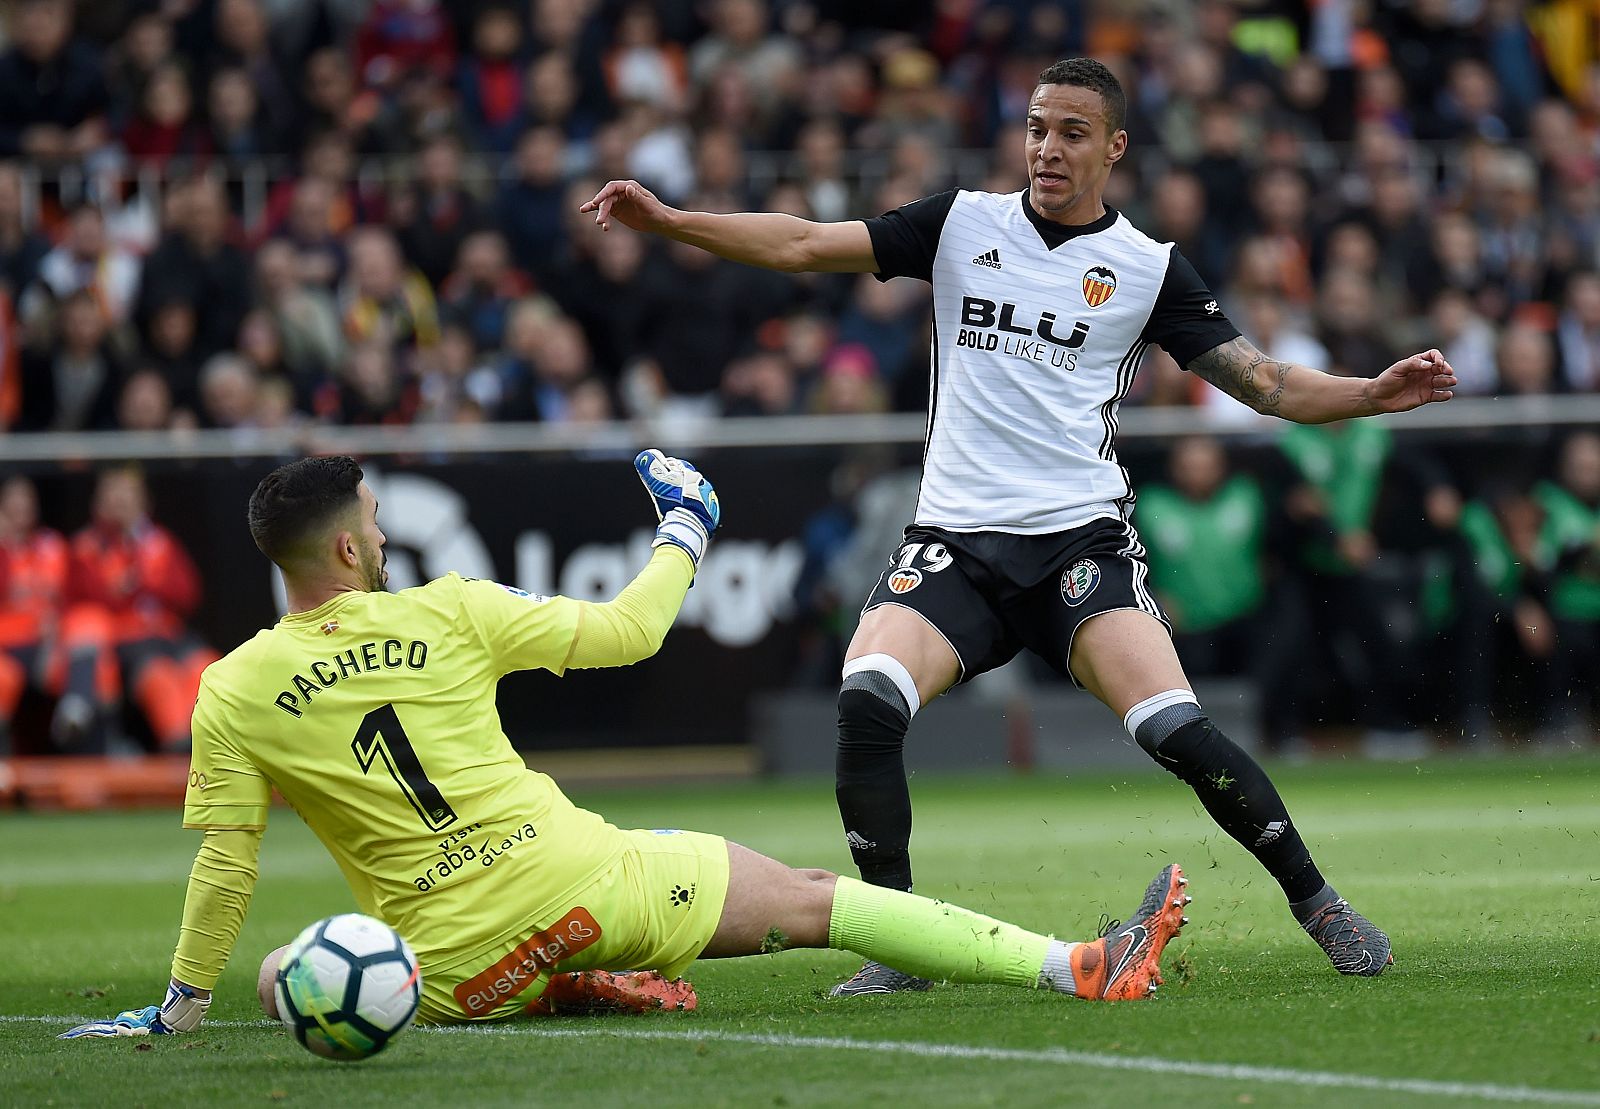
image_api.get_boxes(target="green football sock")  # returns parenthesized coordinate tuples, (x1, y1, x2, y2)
(827, 876, 1078, 993)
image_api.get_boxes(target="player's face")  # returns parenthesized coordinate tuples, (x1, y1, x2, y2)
(355, 482, 389, 591)
(1025, 84, 1126, 220)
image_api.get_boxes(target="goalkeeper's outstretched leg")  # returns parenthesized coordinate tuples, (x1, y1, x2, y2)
(699, 842, 1189, 1001)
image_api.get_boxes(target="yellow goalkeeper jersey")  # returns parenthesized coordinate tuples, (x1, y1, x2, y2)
(182, 572, 631, 968)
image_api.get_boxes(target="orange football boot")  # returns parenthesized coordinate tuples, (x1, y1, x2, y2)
(1068, 864, 1189, 1000)
(524, 970, 698, 1016)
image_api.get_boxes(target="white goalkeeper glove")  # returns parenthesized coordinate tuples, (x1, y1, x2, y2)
(634, 449, 720, 570)
(58, 980, 210, 1039)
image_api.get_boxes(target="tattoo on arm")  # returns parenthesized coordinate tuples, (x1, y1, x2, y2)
(1187, 337, 1293, 417)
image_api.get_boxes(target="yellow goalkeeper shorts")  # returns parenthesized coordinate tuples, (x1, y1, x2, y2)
(417, 828, 730, 1024)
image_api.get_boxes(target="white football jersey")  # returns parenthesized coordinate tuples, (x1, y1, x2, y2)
(866, 190, 1239, 534)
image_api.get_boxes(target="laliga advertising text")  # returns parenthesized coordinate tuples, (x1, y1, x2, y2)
(516, 530, 803, 648)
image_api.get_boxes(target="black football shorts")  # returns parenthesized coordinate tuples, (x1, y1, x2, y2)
(860, 515, 1171, 688)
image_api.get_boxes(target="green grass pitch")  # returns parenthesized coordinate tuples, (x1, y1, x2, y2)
(3, 755, 1598, 1107)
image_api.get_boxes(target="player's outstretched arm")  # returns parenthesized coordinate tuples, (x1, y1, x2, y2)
(1186, 337, 1457, 424)
(59, 827, 262, 1039)
(580, 179, 878, 274)
(563, 451, 722, 669)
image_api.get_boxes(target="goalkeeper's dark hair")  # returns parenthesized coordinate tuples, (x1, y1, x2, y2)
(248, 455, 364, 568)
(1037, 58, 1125, 134)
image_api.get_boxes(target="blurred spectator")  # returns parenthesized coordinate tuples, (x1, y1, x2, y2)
(390, 132, 484, 289)
(497, 125, 568, 280)
(115, 367, 175, 431)
(1428, 288, 1499, 396)
(835, 274, 929, 387)
(331, 340, 418, 424)
(121, 63, 210, 168)
(0, 0, 110, 162)
(236, 308, 294, 394)
(415, 320, 499, 423)
(565, 375, 615, 424)
(1139, 436, 1269, 678)
(548, 223, 651, 375)
(688, 0, 801, 119)
(206, 67, 273, 163)
(722, 349, 797, 417)
(1496, 321, 1557, 395)
(0, 162, 48, 297)
(106, 13, 174, 136)
(526, 51, 600, 148)
(438, 229, 532, 351)
(301, 46, 406, 156)
(211, 0, 295, 148)
(253, 239, 344, 394)
(1450, 485, 1560, 743)
(1536, 431, 1600, 737)
(500, 314, 593, 422)
(355, 0, 455, 91)
(198, 352, 261, 429)
(24, 203, 141, 326)
(808, 343, 886, 416)
(795, 118, 851, 224)
(604, 2, 689, 119)
(275, 176, 348, 290)
(18, 289, 123, 431)
(139, 177, 250, 358)
(459, 6, 527, 156)
(56, 465, 217, 750)
(638, 197, 790, 398)
(1555, 271, 1600, 391)
(339, 225, 439, 350)
(1148, 169, 1227, 289)
(0, 474, 66, 750)
(142, 298, 203, 414)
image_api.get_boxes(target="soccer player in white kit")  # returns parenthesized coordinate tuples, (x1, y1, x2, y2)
(582, 58, 1456, 994)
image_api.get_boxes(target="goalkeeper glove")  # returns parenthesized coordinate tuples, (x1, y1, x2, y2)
(58, 980, 210, 1039)
(634, 449, 720, 570)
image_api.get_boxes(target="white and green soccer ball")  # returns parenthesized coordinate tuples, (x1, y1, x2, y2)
(273, 913, 421, 1061)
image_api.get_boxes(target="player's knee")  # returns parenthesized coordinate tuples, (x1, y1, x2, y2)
(837, 654, 919, 752)
(258, 945, 289, 1019)
(1123, 689, 1206, 757)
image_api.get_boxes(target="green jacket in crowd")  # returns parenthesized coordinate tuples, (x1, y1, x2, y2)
(1138, 475, 1267, 633)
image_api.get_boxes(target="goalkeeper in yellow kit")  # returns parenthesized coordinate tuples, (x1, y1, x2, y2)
(62, 450, 1190, 1038)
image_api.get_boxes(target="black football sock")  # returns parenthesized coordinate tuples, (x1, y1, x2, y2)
(835, 675, 914, 892)
(1140, 715, 1325, 904)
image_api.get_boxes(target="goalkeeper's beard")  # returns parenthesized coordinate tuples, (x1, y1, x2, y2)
(358, 542, 388, 592)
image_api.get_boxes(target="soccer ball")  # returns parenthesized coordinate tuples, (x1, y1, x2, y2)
(273, 913, 421, 1061)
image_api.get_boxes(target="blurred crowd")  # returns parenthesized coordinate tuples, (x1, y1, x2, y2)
(0, 0, 1598, 433)
(0, 467, 214, 754)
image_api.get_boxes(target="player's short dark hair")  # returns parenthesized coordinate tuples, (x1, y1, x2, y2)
(248, 455, 364, 567)
(1037, 58, 1126, 133)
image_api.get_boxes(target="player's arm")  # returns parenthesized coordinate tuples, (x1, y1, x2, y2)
(1185, 337, 1458, 424)
(580, 179, 878, 273)
(61, 685, 268, 1039)
(470, 451, 721, 674)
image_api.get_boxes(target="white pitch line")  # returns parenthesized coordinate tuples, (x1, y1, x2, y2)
(10, 1015, 1599, 1105)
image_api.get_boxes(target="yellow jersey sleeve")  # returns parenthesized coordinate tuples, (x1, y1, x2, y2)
(183, 676, 272, 830)
(455, 574, 583, 676)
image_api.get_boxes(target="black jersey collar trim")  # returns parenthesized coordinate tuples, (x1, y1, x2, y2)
(1020, 191, 1118, 249)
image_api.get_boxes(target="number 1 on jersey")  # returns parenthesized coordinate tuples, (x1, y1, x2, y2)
(351, 703, 458, 832)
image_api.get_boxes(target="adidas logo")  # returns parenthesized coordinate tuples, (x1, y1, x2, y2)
(845, 831, 876, 851)
(1254, 820, 1287, 847)
(971, 248, 1002, 269)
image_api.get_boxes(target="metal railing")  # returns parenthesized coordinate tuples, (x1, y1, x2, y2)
(2, 394, 1594, 463)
